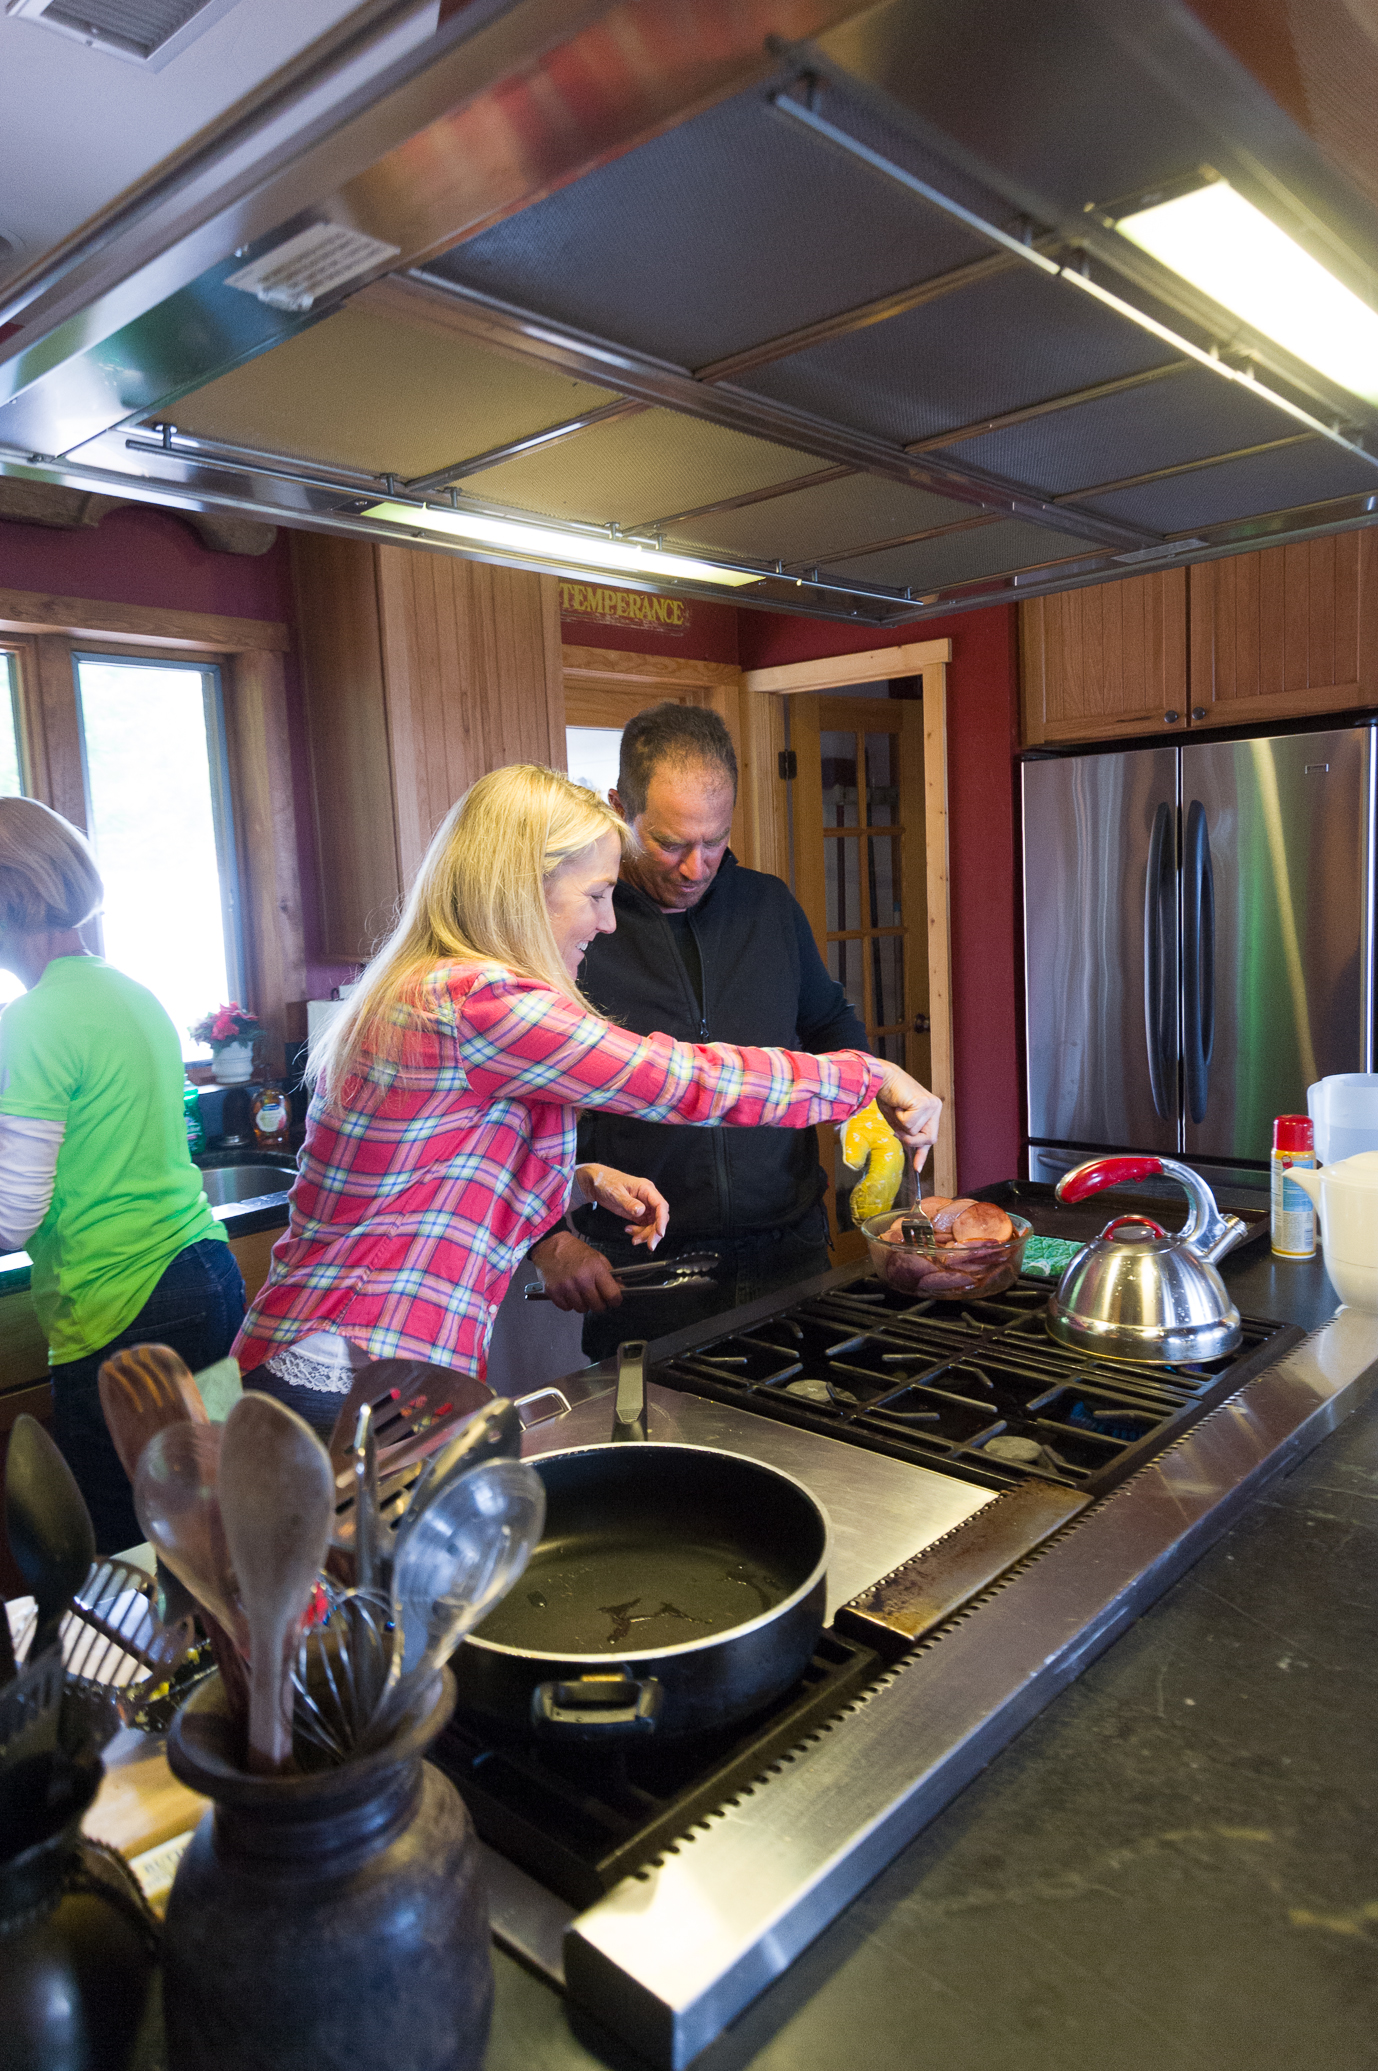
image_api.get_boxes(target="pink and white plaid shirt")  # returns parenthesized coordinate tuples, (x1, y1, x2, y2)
(233, 962, 883, 1377)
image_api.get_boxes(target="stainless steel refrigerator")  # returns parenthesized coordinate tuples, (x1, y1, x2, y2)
(1022, 725, 1376, 1187)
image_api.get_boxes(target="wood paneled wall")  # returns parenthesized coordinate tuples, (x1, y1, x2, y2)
(1190, 530, 1378, 726)
(1020, 568, 1188, 744)
(378, 547, 565, 886)
(293, 535, 566, 962)
(293, 534, 402, 966)
(223, 650, 307, 1072)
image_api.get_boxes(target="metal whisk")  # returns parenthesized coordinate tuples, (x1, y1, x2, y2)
(291, 1588, 395, 1764)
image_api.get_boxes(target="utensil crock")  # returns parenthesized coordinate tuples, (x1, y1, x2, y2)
(0, 1745, 160, 2071)
(163, 1666, 492, 2071)
(1047, 1155, 1246, 1363)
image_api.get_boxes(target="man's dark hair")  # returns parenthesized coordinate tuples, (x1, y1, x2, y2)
(616, 703, 738, 820)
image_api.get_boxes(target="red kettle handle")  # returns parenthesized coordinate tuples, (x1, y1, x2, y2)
(1056, 1155, 1163, 1204)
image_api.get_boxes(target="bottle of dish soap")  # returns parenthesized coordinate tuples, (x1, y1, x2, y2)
(251, 1082, 290, 1155)
(183, 1079, 205, 1157)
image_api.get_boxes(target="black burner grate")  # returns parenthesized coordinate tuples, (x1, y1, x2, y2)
(655, 1271, 1293, 1496)
(433, 1630, 882, 1909)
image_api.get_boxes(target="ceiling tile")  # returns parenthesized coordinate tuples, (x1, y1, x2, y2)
(426, 83, 993, 369)
(951, 367, 1294, 497)
(167, 306, 614, 477)
(1080, 439, 1378, 532)
(831, 519, 1096, 592)
(739, 268, 1180, 447)
(668, 472, 971, 562)
(466, 409, 826, 529)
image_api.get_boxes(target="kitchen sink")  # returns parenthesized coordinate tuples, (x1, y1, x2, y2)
(198, 1163, 295, 1206)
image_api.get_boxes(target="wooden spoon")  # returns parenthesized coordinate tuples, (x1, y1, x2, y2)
(98, 1343, 210, 1485)
(218, 1393, 335, 1775)
(133, 1421, 251, 1725)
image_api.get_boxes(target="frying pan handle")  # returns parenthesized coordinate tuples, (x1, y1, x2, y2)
(1055, 1155, 1163, 1204)
(532, 1675, 664, 1738)
(612, 1341, 649, 1443)
(515, 1387, 571, 1429)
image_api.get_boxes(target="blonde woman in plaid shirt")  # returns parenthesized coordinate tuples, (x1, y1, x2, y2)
(234, 766, 939, 1423)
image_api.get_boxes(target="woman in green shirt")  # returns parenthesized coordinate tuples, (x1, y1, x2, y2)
(0, 798, 245, 1552)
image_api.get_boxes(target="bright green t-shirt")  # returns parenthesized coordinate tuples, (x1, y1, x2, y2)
(0, 957, 223, 1364)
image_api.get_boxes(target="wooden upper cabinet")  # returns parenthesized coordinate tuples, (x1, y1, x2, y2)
(1019, 568, 1188, 745)
(1188, 531, 1378, 728)
(293, 534, 564, 962)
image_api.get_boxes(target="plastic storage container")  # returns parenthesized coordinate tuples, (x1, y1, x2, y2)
(1307, 1074, 1378, 1165)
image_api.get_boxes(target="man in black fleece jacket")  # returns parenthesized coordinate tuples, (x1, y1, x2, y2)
(528, 702, 873, 1363)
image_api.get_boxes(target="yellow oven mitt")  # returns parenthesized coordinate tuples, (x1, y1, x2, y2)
(841, 1102, 904, 1223)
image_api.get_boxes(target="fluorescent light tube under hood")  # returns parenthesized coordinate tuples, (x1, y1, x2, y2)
(363, 501, 762, 587)
(1116, 181, 1378, 408)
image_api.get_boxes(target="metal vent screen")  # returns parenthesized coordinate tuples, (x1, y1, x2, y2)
(428, 82, 995, 371)
(10, 0, 240, 66)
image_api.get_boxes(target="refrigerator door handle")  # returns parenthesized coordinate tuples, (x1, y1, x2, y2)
(1183, 799, 1215, 1124)
(1143, 800, 1175, 1119)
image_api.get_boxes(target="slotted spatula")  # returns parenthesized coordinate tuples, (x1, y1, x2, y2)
(98, 1343, 209, 1484)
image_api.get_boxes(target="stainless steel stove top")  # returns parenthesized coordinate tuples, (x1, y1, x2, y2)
(474, 1272, 1378, 2070)
(520, 1379, 996, 1621)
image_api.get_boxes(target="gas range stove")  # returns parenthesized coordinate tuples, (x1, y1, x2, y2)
(653, 1271, 1289, 1499)
(445, 1262, 1374, 2071)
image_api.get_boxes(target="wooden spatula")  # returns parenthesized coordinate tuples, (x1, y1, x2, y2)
(219, 1393, 334, 1775)
(98, 1343, 210, 1484)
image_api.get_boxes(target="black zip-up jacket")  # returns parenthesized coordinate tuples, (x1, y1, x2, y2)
(571, 852, 869, 1243)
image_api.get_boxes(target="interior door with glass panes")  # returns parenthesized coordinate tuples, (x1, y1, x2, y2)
(789, 692, 927, 1259)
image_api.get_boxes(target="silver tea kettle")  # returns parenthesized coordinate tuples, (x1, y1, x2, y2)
(1047, 1156, 1248, 1364)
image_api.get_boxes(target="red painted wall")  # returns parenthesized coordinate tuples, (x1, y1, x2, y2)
(0, 502, 294, 622)
(737, 603, 1023, 1194)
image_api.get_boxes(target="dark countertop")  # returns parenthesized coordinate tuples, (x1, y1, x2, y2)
(0, 1172, 291, 1297)
(484, 1243, 1378, 2071)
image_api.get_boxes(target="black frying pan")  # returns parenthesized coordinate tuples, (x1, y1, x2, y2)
(451, 1345, 830, 1740)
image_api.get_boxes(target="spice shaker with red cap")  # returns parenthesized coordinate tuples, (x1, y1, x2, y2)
(1271, 1115, 1317, 1258)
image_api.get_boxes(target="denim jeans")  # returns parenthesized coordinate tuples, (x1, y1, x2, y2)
(50, 1237, 246, 1555)
(578, 1204, 832, 1366)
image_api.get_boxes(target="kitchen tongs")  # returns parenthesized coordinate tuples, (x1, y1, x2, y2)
(524, 1251, 719, 1300)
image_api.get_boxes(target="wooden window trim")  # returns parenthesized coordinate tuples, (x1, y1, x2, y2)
(0, 587, 289, 654)
(0, 595, 303, 1071)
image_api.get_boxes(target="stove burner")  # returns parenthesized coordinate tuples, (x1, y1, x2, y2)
(656, 1270, 1291, 1496)
(433, 1631, 882, 1908)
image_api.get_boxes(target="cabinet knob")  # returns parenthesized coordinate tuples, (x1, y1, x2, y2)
(912, 1014, 931, 1034)
(1164, 710, 1180, 724)
(1192, 706, 1206, 720)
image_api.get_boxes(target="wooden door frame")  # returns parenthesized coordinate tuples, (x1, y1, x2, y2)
(742, 638, 956, 1198)
(561, 644, 791, 876)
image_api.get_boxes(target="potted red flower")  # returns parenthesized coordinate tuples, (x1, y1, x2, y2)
(190, 1002, 262, 1085)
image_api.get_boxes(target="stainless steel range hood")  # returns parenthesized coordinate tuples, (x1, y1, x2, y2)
(4, 0, 1378, 623)
(488, 1301, 1378, 2067)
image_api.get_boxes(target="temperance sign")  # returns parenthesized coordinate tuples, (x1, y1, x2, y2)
(558, 582, 692, 635)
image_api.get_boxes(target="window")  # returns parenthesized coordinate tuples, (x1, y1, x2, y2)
(0, 653, 24, 1004)
(566, 725, 623, 803)
(74, 655, 243, 1061)
(0, 654, 22, 799)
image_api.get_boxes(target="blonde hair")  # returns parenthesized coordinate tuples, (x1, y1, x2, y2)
(0, 797, 104, 935)
(311, 765, 630, 1100)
